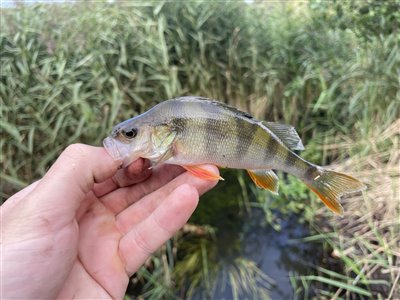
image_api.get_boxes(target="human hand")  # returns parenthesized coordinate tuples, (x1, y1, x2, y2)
(1, 144, 219, 299)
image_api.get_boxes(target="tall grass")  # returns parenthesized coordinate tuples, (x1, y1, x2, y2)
(1, 1, 399, 299)
(291, 120, 400, 299)
(1, 2, 398, 199)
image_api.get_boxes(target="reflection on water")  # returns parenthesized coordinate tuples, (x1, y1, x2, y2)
(127, 169, 319, 299)
(187, 169, 319, 300)
(241, 210, 317, 299)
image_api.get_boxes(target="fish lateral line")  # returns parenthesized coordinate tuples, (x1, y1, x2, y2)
(103, 96, 366, 215)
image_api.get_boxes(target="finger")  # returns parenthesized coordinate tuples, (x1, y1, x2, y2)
(100, 164, 185, 214)
(115, 165, 219, 234)
(119, 184, 199, 276)
(93, 158, 152, 197)
(76, 200, 128, 299)
(27, 144, 120, 219)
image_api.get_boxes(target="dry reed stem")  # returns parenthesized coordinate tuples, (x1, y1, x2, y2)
(320, 119, 400, 299)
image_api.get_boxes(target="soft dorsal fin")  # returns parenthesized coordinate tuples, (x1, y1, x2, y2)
(261, 121, 305, 151)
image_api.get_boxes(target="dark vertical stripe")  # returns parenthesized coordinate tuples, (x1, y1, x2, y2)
(283, 150, 297, 169)
(294, 154, 311, 173)
(171, 118, 187, 134)
(205, 118, 216, 151)
(169, 100, 187, 134)
(264, 136, 279, 163)
(304, 165, 318, 182)
(235, 118, 253, 159)
(198, 104, 212, 153)
(217, 119, 233, 157)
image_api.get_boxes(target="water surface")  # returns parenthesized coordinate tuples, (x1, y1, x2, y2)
(190, 170, 319, 299)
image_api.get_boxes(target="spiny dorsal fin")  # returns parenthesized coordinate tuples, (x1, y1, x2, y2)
(211, 101, 253, 119)
(262, 121, 305, 151)
(173, 96, 254, 119)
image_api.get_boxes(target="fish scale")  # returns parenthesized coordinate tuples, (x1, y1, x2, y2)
(103, 96, 366, 215)
(171, 113, 276, 169)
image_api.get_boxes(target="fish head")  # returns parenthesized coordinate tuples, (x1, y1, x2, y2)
(103, 117, 154, 167)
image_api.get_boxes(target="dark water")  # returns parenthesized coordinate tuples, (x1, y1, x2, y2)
(128, 169, 319, 299)
(215, 210, 317, 299)
(190, 170, 319, 300)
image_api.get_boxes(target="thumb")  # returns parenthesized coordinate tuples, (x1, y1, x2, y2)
(28, 144, 120, 216)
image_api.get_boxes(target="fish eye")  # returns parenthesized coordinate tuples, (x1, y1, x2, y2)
(122, 128, 137, 139)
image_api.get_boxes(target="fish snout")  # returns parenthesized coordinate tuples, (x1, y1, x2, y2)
(103, 136, 123, 162)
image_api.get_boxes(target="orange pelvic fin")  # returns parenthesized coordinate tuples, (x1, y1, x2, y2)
(183, 165, 224, 181)
(247, 169, 279, 195)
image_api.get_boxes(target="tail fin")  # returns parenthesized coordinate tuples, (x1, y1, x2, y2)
(306, 168, 366, 215)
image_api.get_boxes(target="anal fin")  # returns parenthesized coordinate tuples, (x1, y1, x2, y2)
(247, 169, 279, 194)
(183, 165, 224, 181)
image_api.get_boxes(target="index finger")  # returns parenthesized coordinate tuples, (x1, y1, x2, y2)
(93, 158, 152, 197)
(119, 184, 199, 276)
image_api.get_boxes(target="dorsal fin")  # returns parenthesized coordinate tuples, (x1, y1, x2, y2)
(211, 101, 253, 119)
(262, 121, 305, 151)
(171, 96, 254, 119)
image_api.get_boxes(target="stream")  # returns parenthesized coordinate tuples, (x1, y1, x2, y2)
(190, 170, 320, 299)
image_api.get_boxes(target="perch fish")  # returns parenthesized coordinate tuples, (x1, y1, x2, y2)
(103, 96, 365, 215)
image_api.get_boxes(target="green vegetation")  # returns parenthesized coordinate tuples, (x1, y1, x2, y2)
(291, 121, 399, 299)
(1, 1, 399, 299)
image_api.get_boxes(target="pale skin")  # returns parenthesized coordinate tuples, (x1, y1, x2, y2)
(1, 144, 219, 299)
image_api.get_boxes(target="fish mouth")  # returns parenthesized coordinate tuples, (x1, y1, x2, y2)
(103, 137, 123, 162)
(103, 136, 141, 168)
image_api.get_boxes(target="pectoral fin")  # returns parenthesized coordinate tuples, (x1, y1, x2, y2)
(152, 126, 177, 149)
(183, 165, 224, 181)
(151, 148, 174, 167)
(247, 169, 279, 194)
(150, 125, 177, 167)
(262, 121, 305, 151)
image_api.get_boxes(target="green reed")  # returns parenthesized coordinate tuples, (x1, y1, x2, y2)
(1, 1, 399, 299)
(1, 2, 398, 197)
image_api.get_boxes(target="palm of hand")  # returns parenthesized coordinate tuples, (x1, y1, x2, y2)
(59, 163, 199, 299)
(59, 194, 128, 299)
(2, 146, 218, 299)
